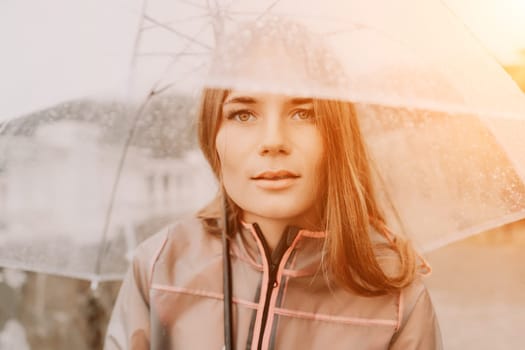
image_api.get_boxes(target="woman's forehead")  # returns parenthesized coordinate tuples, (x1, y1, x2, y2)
(223, 90, 313, 106)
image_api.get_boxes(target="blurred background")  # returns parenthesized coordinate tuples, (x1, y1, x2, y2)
(1, 1, 525, 349)
(423, 2, 525, 347)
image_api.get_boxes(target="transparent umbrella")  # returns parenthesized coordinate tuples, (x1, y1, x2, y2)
(1, 0, 525, 286)
(0, 0, 219, 283)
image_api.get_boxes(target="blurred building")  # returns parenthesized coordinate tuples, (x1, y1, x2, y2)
(0, 120, 217, 279)
(0, 118, 218, 350)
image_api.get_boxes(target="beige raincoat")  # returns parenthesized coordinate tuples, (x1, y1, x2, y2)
(105, 215, 442, 349)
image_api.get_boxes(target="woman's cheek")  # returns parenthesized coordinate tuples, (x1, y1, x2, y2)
(215, 127, 228, 161)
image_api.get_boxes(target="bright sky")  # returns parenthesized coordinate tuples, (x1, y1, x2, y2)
(444, 0, 525, 64)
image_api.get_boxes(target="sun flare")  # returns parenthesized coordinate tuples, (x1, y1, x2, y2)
(445, 0, 525, 63)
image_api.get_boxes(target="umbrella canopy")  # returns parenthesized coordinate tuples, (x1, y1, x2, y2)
(1, 0, 525, 282)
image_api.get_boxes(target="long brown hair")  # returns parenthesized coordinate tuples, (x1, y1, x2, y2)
(197, 88, 420, 296)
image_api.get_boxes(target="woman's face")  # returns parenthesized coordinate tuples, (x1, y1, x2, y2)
(215, 90, 325, 227)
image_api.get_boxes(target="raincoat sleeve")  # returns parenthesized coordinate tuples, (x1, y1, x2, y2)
(389, 282, 443, 350)
(104, 231, 167, 350)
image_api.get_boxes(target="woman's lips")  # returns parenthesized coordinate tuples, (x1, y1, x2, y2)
(251, 170, 300, 190)
(252, 170, 300, 180)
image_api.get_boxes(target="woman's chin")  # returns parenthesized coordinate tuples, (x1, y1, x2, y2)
(228, 185, 320, 225)
(240, 201, 316, 226)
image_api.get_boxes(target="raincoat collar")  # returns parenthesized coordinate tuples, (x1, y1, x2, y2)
(231, 220, 327, 277)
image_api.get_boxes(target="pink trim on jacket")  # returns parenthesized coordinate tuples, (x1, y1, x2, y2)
(150, 284, 259, 310)
(229, 248, 264, 271)
(282, 266, 320, 277)
(273, 307, 398, 327)
(260, 230, 304, 349)
(229, 233, 263, 270)
(280, 241, 300, 308)
(298, 230, 326, 238)
(148, 231, 170, 287)
(247, 224, 272, 350)
(395, 290, 404, 332)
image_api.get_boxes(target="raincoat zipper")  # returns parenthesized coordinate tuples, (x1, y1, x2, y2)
(252, 223, 299, 350)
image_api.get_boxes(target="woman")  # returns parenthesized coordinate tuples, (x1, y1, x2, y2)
(104, 87, 442, 349)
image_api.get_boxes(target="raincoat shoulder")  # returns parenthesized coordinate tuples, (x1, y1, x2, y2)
(389, 276, 442, 349)
(104, 217, 209, 350)
(370, 229, 442, 349)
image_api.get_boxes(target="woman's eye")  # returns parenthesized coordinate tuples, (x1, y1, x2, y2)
(291, 109, 315, 121)
(228, 111, 256, 122)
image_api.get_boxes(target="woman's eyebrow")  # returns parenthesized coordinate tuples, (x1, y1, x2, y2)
(223, 96, 313, 106)
(223, 96, 257, 105)
(289, 97, 313, 105)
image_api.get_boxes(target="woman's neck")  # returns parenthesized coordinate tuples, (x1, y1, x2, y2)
(243, 209, 322, 251)
(249, 218, 289, 251)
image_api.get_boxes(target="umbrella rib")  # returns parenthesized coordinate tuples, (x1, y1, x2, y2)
(122, 0, 151, 112)
(320, 23, 370, 36)
(143, 14, 212, 50)
(94, 0, 151, 279)
(146, 18, 212, 94)
(136, 51, 208, 57)
(437, 0, 501, 65)
(0, 120, 12, 169)
(94, 54, 203, 276)
(151, 62, 208, 96)
(255, 0, 281, 21)
(93, 96, 153, 278)
(179, 0, 208, 10)
(141, 14, 214, 30)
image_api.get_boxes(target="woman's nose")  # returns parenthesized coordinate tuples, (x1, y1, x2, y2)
(257, 118, 290, 156)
